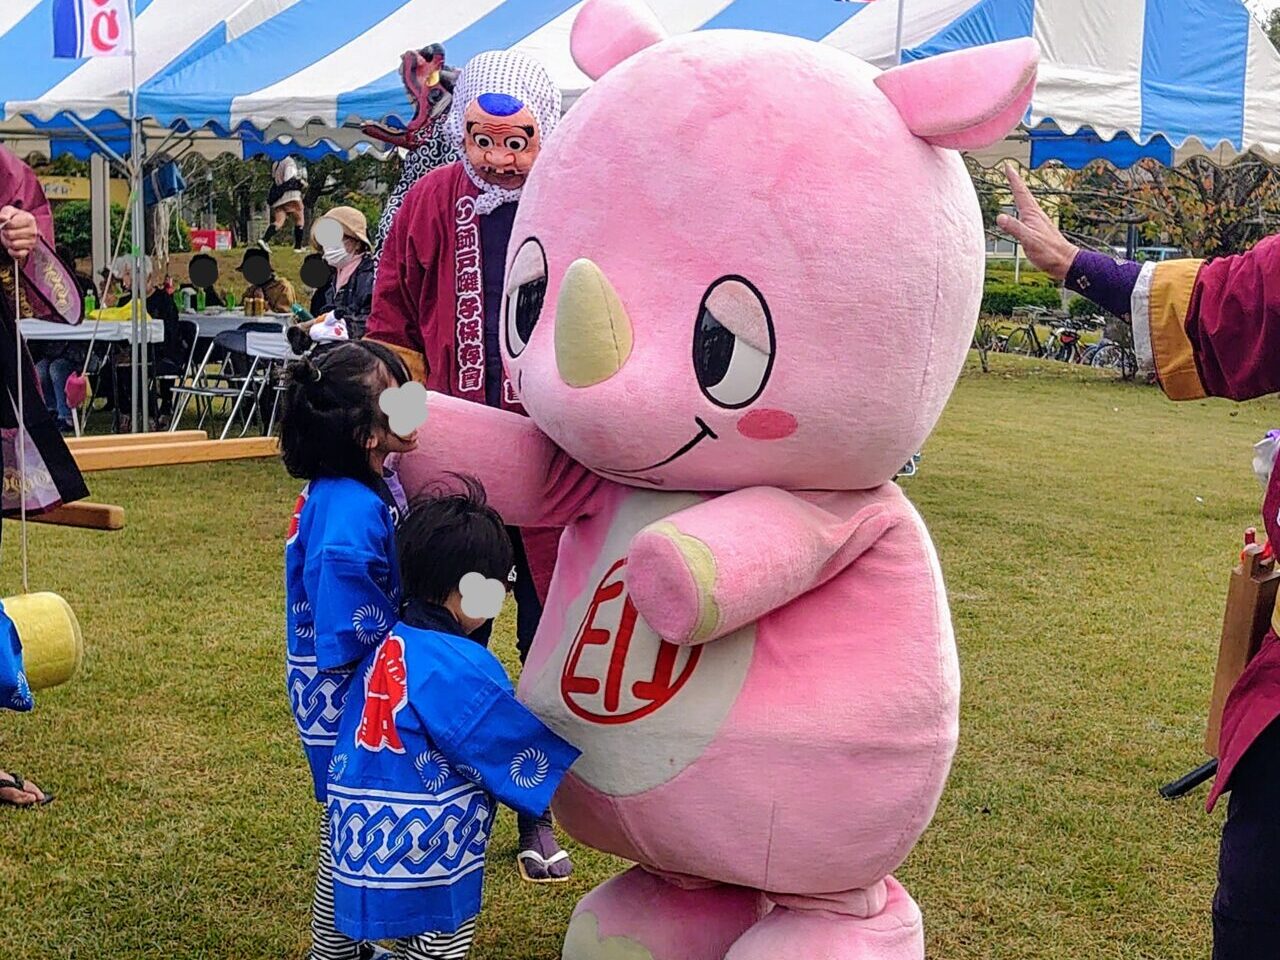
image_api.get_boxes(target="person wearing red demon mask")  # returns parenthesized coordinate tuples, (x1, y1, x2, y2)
(365, 50, 572, 883)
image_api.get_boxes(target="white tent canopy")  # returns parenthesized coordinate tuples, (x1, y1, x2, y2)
(132, 0, 1280, 168)
(4, 0, 1279, 165)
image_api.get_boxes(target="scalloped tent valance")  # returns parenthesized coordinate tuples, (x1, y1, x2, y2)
(2, 0, 1278, 167)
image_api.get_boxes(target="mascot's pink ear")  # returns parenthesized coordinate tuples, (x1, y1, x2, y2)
(874, 38, 1039, 150)
(571, 0, 668, 80)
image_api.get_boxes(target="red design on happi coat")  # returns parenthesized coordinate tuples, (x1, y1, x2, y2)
(355, 636, 409, 753)
(286, 486, 309, 545)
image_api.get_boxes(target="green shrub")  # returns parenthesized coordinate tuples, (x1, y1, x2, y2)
(1068, 294, 1117, 321)
(53, 201, 128, 260)
(171, 217, 192, 254)
(981, 282, 1061, 316)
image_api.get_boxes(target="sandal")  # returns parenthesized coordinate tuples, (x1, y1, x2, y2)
(516, 811, 573, 883)
(517, 848, 573, 884)
(0, 772, 54, 807)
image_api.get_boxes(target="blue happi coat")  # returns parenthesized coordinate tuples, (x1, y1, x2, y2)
(285, 476, 402, 802)
(327, 603, 580, 941)
(0, 600, 32, 712)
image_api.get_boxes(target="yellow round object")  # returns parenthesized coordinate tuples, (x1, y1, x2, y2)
(3, 593, 83, 691)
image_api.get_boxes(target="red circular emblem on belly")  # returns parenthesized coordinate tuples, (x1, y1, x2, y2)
(560, 558, 701, 725)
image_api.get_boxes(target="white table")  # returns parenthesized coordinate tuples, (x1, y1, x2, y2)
(20, 318, 165, 342)
(179, 311, 289, 339)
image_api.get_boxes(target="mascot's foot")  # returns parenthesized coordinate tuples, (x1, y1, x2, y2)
(517, 811, 573, 883)
(725, 877, 923, 960)
(563, 866, 767, 960)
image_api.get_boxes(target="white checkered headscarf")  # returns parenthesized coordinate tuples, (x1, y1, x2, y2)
(446, 49, 561, 214)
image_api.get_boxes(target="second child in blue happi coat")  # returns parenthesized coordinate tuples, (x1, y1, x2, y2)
(280, 340, 418, 960)
(327, 479, 580, 957)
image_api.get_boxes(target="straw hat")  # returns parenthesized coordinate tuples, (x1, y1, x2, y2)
(313, 206, 371, 252)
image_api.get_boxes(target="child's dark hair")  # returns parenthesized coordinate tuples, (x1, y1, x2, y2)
(398, 476, 514, 608)
(279, 340, 409, 485)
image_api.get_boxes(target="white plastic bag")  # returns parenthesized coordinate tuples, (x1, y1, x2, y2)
(1253, 431, 1280, 488)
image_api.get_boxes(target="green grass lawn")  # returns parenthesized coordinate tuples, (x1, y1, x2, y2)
(2, 354, 1277, 959)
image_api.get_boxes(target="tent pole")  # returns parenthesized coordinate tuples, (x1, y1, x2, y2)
(90, 154, 110, 288)
(128, 0, 146, 433)
(895, 0, 907, 65)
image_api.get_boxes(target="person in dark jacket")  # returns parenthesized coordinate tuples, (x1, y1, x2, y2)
(310, 206, 376, 339)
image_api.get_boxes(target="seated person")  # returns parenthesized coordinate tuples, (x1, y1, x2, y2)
(309, 207, 377, 339)
(30, 340, 86, 433)
(178, 253, 225, 308)
(239, 247, 295, 313)
(327, 479, 579, 951)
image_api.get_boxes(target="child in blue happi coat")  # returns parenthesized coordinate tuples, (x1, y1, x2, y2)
(327, 478, 580, 956)
(281, 340, 418, 960)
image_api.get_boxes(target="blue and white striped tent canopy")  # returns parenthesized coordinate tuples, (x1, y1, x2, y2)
(4, 0, 1280, 167)
(0, 0, 383, 159)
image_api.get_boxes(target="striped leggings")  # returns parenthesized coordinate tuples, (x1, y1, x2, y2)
(311, 811, 477, 960)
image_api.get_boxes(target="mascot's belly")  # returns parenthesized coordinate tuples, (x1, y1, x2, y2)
(521, 487, 960, 895)
(520, 488, 756, 799)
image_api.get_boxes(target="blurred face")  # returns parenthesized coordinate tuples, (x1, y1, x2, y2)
(367, 365, 419, 459)
(463, 95, 541, 190)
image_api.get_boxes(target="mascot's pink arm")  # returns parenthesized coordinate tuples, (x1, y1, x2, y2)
(399, 391, 608, 527)
(627, 489, 901, 646)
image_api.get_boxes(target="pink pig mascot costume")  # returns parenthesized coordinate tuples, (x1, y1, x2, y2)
(398, 2, 1038, 957)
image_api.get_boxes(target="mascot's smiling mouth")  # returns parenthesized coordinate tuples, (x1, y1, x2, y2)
(596, 418, 718, 486)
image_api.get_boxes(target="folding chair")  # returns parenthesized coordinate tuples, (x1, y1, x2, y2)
(220, 329, 296, 440)
(151, 318, 199, 429)
(169, 322, 282, 433)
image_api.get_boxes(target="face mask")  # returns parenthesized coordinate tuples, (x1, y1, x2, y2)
(323, 246, 355, 267)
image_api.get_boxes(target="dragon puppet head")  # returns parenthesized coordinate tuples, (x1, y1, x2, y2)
(361, 44, 458, 150)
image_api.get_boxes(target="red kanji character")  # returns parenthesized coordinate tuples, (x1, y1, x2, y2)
(456, 250, 479, 272)
(457, 318, 482, 344)
(456, 227, 478, 253)
(460, 343, 483, 367)
(459, 367, 483, 392)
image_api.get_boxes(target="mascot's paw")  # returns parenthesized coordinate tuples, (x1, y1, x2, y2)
(724, 879, 923, 960)
(517, 811, 574, 883)
(563, 867, 766, 960)
(627, 522, 721, 645)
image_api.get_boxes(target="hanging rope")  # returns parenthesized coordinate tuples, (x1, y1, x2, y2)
(12, 265, 28, 594)
(78, 187, 138, 379)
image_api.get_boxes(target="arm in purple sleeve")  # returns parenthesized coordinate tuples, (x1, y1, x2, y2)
(1064, 251, 1143, 319)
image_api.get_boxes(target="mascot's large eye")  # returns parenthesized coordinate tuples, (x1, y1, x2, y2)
(505, 135, 529, 152)
(692, 276, 775, 409)
(473, 133, 494, 149)
(504, 238, 547, 357)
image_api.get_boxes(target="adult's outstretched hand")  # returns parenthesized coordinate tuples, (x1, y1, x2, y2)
(995, 164, 1080, 282)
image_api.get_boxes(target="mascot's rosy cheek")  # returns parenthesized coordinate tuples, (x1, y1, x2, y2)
(398, 1, 1037, 958)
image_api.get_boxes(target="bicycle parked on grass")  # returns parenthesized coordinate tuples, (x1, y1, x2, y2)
(1043, 315, 1104, 364)
(999, 305, 1054, 357)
